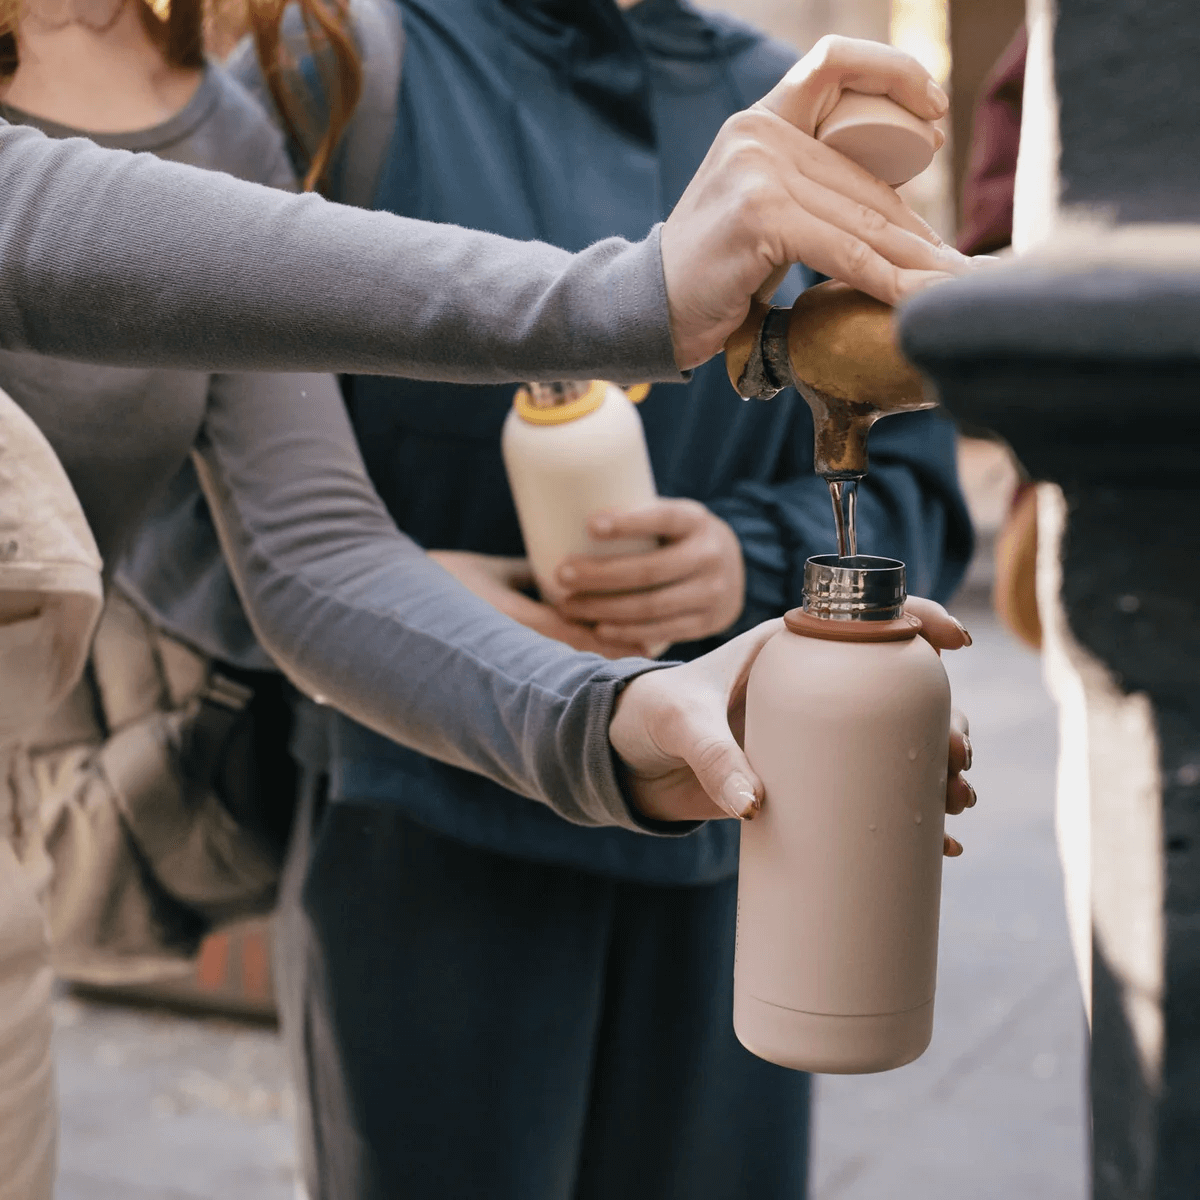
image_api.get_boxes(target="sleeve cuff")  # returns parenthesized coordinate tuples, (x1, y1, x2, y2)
(582, 658, 707, 837)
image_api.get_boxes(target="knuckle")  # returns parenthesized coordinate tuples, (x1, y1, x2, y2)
(843, 237, 874, 277)
(656, 693, 699, 746)
(721, 108, 765, 143)
(809, 33, 836, 61)
(857, 203, 889, 239)
(691, 732, 733, 778)
(719, 109, 748, 137)
(728, 163, 770, 211)
(881, 262, 904, 304)
(809, 34, 848, 70)
(716, 134, 758, 176)
(736, 187, 779, 238)
(721, 153, 775, 206)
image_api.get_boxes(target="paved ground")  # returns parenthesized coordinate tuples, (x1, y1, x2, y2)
(810, 590, 1089, 1200)
(53, 553, 1088, 1198)
(54, 997, 295, 1200)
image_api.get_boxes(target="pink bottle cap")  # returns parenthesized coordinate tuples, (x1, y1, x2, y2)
(815, 92, 939, 186)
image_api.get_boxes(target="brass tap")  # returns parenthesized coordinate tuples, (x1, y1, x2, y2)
(725, 281, 935, 480)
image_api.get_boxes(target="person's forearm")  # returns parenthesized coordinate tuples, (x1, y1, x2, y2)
(0, 123, 681, 385)
(192, 370, 678, 831)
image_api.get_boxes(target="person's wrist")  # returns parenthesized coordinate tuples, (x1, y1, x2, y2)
(607, 665, 707, 826)
(660, 211, 758, 371)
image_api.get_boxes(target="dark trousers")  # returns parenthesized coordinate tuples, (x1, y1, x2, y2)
(275, 777, 811, 1200)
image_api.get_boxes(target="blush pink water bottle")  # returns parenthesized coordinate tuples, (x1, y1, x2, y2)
(735, 555, 952, 1073)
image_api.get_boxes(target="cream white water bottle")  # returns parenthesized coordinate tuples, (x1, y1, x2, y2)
(501, 381, 657, 606)
(735, 555, 952, 1074)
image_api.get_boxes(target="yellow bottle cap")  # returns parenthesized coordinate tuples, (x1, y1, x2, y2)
(512, 381, 651, 425)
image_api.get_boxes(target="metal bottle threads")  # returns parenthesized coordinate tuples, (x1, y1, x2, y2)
(801, 555, 906, 621)
(524, 381, 591, 408)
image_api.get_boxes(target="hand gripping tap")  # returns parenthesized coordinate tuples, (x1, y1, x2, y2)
(724, 94, 941, 556)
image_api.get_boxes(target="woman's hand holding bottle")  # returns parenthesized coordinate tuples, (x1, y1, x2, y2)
(429, 548, 976, 848)
(609, 596, 977, 857)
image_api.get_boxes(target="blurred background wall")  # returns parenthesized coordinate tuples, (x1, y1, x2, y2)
(702, 0, 1025, 243)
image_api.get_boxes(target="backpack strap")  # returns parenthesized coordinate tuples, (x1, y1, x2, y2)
(226, 0, 404, 208)
(336, 0, 404, 207)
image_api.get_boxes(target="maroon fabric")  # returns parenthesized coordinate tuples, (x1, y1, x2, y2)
(957, 25, 1027, 256)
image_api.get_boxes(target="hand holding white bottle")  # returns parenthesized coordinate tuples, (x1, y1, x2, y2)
(502, 381, 658, 609)
(554, 498, 746, 652)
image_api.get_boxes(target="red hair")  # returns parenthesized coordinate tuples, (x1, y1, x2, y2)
(0, 0, 362, 194)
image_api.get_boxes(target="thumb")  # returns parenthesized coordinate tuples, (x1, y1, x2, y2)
(652, 698, 763, 820)
(700, 734, 765, 821)
(665, 620, 785, 817)
(753, 264, 792, 305)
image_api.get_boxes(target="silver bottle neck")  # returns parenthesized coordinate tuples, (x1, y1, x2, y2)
(525, 381, 590, 409)
(802, 555, 907, 621)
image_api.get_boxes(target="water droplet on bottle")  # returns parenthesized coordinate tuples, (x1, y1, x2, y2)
(868, 823, 877, 832)
(914, 813, 923, 824)
(907, 748, 919, 761)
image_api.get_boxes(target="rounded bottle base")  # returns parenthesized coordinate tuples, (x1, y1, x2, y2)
(733, 994, 934, 1074)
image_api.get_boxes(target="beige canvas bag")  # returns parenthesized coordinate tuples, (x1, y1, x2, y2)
(34, 0, 408, 987)
(0, 385, 102, 1200)
(31, 588, 284, 987)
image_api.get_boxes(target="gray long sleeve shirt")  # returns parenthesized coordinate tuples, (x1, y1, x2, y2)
(0, 116, 679, 383)
(0, 81, 691, 832)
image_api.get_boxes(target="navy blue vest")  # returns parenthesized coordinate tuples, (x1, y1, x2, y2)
(324, 0, 968, 883)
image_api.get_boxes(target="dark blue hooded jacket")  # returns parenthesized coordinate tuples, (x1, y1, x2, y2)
(320, 0, 970, 883)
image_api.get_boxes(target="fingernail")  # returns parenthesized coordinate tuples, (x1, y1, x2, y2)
(720, 773, 760, 820)
(950, 615, 973, 647)
(591, 515, 614, 536)
(926, 79, 948, 113)
(558, 565, 577, 584)
(903, 271, 958, 298)
(962, 734, 973, 772)
(936, 243, 972, 267)
(944, 834, 963, 857)
(965, 781, 977, 808)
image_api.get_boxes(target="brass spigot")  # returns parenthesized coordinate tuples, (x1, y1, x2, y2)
(723, 94, 941, 557)
(725, 281, 935, 481)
